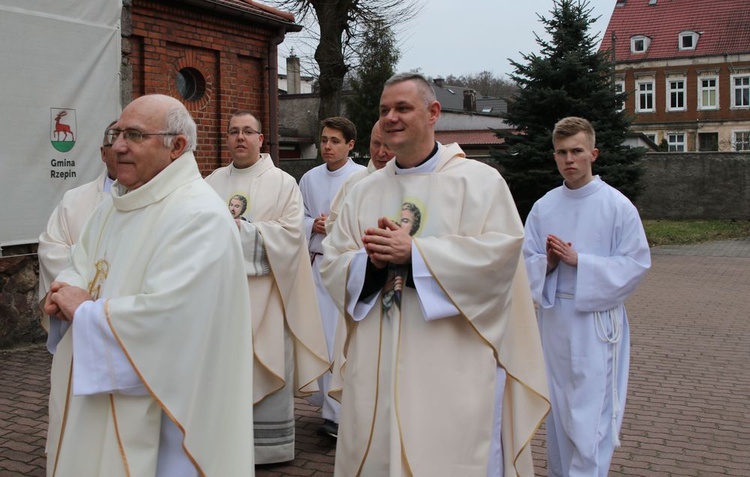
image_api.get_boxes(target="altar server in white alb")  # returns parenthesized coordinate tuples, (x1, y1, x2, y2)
(38, 120, 117, 351)
(523, 116, 651, 477)
(43, 94, 255, 477)
(205, 110, 330, 464)
(299, 116, 366, 438)
(321, 72, 549, 476)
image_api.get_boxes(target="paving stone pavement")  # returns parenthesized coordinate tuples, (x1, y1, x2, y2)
(1, 239, 748, 476)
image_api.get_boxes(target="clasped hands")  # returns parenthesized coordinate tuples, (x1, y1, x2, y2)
(546, 233, 578, 273)
(362, 217, 412, 269)
(43, 281, 93, 322)
(312, 213, 328, 235)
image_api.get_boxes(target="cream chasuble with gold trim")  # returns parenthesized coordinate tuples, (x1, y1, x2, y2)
(206, 154, 329, 401)
(321, 143, 550, 477)
(47, 153, 255, 476)
(205, 155, 329, 463)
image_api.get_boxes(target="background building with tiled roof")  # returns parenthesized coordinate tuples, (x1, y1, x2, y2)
(600, 0, 750, 152)
(278, 71, 511, 161)
(430, 78, 510, 158)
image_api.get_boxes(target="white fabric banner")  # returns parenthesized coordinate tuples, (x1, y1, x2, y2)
(0, 1, 121, 247)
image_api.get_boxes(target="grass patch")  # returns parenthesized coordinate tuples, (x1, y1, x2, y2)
(643, 220, 750, 246)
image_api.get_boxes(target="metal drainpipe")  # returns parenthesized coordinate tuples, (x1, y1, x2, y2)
(268, 28, 285, 166)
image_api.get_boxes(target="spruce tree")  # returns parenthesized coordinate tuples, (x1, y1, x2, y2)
(493, 0, 644, 220)
(343, 19, 400, 158)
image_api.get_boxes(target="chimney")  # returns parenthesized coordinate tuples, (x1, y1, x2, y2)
(433, 77, 444, 88)
(286, 54, 301, 95)
(463, 89, 476, 112)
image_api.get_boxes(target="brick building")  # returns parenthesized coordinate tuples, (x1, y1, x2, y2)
(0, 1, 303, 348)
(124, 0, 301, 172)
(600, 0, 750, 152)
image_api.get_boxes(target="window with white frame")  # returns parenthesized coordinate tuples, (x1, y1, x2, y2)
(698, 76, 718, 110)
(636, 80, 655, 112)
(642, 132, 657, 145)
(631, 35, 650, 53)
(667, 77, 686, 111)
(733, 131, 750, 151)
(615, 80, 625, 111)
(667, 132, 685, 152)
(679, 31, 699, 50)
(731, 75, 750, 108)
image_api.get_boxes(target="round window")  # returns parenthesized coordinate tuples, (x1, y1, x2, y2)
(176, 67, 206, 101)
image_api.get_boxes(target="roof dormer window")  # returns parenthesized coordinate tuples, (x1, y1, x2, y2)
(679, 31, 700, 50)
(631, 35, 650, 53)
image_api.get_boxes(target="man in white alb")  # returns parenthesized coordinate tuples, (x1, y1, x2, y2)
(299, 116, 366, 437)
(523, 116, 651, 477)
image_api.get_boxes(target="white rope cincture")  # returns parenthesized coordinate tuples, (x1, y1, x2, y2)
(595, 307, 623, 448)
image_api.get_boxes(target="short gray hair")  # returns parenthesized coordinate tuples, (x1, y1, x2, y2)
(165, 105, 197, 151)
(384, 72, 437, 106)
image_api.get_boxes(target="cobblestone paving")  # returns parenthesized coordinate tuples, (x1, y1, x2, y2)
(1, 240, 748, 476)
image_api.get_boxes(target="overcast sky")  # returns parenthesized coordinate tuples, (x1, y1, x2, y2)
(277, 0, 616, 80)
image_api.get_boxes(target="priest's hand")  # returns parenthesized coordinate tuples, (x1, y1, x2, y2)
(363, 217, 412, 266)
(547, 234, 578, 268)
(43, 281, 66, 319)
(47, 281, 93, 322)
(312, 213, 328, 235)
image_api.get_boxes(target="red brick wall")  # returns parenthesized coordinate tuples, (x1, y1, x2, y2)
(128, 0, 274, 175)
(620, 61, 750, 124)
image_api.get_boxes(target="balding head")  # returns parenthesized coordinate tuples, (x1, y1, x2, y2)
(125, 94, 197, 151)
(111, 94, 195, 190)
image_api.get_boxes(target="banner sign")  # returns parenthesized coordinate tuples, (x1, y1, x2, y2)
(0, 1, 121, 247)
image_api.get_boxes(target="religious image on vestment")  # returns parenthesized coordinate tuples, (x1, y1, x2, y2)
(227, 192, 249, 221)
(382, 199, 424, 312)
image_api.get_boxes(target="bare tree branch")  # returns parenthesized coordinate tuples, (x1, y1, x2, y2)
(269, 0, 424, 122)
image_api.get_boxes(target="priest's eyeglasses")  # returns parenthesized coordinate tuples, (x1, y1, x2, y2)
(228, 127, 261, 137)
(105, 128, 178, 145)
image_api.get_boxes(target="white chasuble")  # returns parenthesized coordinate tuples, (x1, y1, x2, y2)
(321, 143, 550, 477)
(47, 152, 255, 477)
(205, 155, 329, 463)
(206, 154, 329, 401)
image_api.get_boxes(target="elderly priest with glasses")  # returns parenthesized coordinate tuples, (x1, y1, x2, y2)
(42, 94, 255, 477)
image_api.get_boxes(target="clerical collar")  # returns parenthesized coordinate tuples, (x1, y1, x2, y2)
(395, 142, 440, 175)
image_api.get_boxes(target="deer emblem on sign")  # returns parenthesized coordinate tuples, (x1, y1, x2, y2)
(53, 111, 75, 141)
(50, 108, 77, 152)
